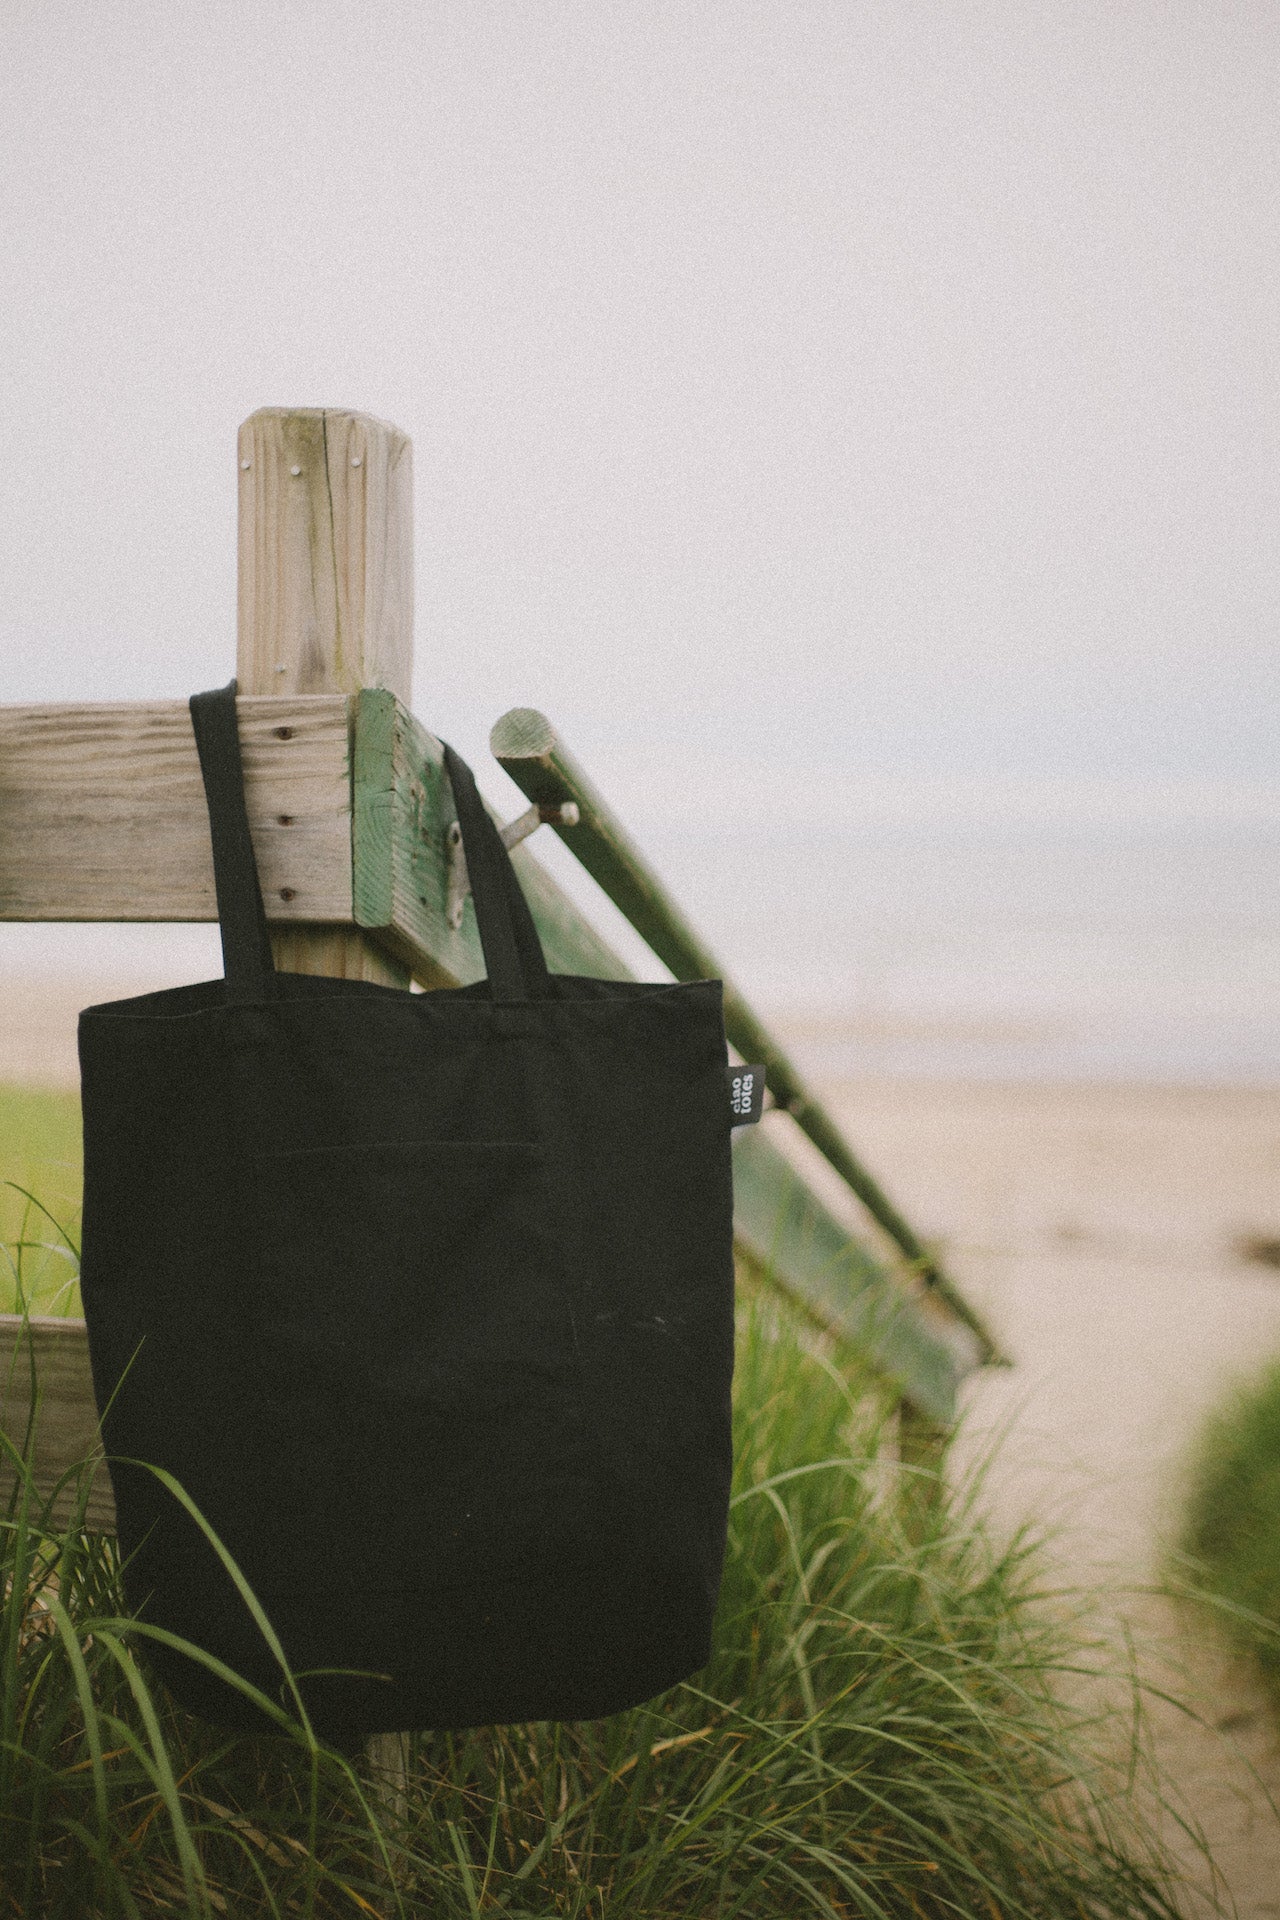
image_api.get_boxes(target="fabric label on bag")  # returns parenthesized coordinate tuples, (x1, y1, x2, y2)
(727, 1064, 766, 1126)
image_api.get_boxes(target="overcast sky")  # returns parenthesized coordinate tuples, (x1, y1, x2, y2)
(2, 0, 1277, 842)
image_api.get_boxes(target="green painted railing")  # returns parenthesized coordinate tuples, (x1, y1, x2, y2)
(351, 691, 998, 1422)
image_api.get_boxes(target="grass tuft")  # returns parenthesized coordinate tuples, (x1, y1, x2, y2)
(1175, 1353, 1280, 1686)
(1, 1082, 83, 1317)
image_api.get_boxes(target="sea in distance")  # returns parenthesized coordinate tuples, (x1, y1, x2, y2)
(638, 814, 1280, 1089)
(1, 805, 1276, 1092)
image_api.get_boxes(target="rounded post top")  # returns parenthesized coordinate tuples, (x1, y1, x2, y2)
(237, 408, 414, 703)
(240, 405, 410, 445)
(490, 708, 558, 763)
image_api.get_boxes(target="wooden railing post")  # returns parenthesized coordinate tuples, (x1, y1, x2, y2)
(898, 1397, 949, 1535)
(237, 407, 413, 986)
(238, 406, 415, 1818)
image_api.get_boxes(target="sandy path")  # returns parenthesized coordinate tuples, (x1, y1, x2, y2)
(824, 1078, 1280, 1918)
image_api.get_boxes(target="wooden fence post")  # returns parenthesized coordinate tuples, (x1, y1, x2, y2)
(238, 405, 415, 1820)
(237, 407, 412, 986)
(898, 1397, 949, 1535)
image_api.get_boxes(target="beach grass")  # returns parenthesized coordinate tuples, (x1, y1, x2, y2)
(0, 1096, 1209, 1915)
(1, 1319, 1204, 1914)
(1176, 1354, 1280, 1687)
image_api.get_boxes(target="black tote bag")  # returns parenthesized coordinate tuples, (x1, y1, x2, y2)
(79, 683, 735, 1740)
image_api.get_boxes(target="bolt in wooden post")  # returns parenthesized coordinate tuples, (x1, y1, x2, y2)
(237, 407, 413, 986)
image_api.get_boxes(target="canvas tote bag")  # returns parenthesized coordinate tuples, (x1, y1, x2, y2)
(79, 682, 735, 1740)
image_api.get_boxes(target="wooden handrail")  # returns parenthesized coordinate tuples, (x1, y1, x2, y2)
(490, 706, 1002, 1365)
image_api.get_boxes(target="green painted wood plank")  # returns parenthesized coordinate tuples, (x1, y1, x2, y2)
(352, 690, 630, 987)
(732, 1128, 975, 1421)
(350, 691, 973, 1415)
(488, 706, 1000, 1366)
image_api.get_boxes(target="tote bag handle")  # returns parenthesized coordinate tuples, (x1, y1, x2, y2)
(440, 742, 552, 1004)
(190, 682, 276, 1005)
(188, 684, 552, 1006)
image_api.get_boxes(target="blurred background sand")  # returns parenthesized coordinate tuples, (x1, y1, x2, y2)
(825, 1074, 1280, 1917)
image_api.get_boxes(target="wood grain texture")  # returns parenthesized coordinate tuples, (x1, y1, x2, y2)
(352, 690, 631, 987)
(242, 409, 414, 1788)
(491, 707, 1000, 1367)
(0, 1316, 114, 1529)
(0, 697, 353, 922)
(238, 408, 411, 989)
(237, 409, 413, 703)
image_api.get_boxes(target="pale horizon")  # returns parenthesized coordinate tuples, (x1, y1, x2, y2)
(2, 1, 1276, 1080)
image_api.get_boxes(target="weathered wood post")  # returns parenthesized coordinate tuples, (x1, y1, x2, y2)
(897, 1398, 949, 1533)
(238, 404, 415, 1817)
(237, 407, 412, 986)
